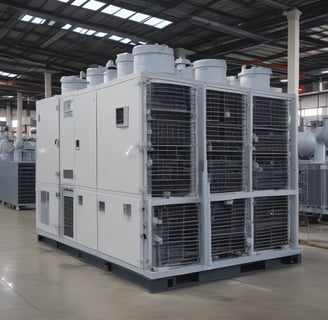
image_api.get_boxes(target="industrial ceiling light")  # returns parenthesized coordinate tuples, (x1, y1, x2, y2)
(20, 14, 33, 22)
(86, 30, 96, 35)
(71, 0, 88, 7)
(62, 23, 72, 30)
(113, 9, 135, 19)
(129, 13, 149, 23)
(109, 35, 123, 41)
(82, 0, 106, 11)
(0, 71, 17, 78)
(32, 17, 46, 24)
(322, 70, 328, 74)
(101, 4, 121, 14)
(120, 38, 131, 44)
(94, 32, 108, 37)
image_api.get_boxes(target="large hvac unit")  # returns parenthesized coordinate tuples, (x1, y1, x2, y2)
(36, 45, 301, 291)
(299, 120, 328, 220)
(0, 124, 35, 210)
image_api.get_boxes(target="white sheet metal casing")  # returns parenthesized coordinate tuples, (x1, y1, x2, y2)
(36, 96, 60, 235)
(36, 71, 301, 281)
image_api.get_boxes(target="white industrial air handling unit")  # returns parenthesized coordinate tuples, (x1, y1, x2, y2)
(36, 44, 301, 292)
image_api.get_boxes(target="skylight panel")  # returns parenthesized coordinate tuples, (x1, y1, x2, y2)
(57, 0, 70, 3)
(120, 38, 131, 44)
(129, 12, 150, 23)
(113, 9, 135, 19)
(101, 4, 121, 15)
(62, 23, 72, 30)
(48, 20, 56, 26)
(20, 15, 33, 22)
(138, 41, 147, 45)
(72, 0, 88, 6)
(0, 71, 17, 78)
(144, 17, 162, 27)
(109, 35, 123, 41)
(86, 29, 96, 35)
(31, 17, 46, 24)
(95, 32, 108, 37)
(155, 20, 172, 29)
(83, 0, 106, 11)
(73, 27, 88, 34)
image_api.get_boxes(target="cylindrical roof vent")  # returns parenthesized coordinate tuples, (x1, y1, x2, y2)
(86, 66, 105, 86)
(60, 76, 88, 94)
(238, 65, 272, 90)
(104, 60, 117, 83)
(193, 59, 227, 83)
(116, 53, 133, 77)
(132, 44, 175, 74)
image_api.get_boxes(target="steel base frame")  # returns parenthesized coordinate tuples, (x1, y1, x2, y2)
(38, 234, 301, 293)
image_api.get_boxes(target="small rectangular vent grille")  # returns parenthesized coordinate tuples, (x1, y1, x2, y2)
(40, 191, 49, 225)
(206, 90, 246, 193)
(147, 83, 196, 197)
(64, 196, 74, 238)
(211, 199, 246, 259)
(152, 203, 199, 266)
(18, 163, 35, 203)
(254, 196, 289, 251)
(63, 170, 73, 179)
(253, 96, 289, 190)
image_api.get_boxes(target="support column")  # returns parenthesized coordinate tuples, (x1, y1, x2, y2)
(286, 8, 302, 96)
(45, 71, 52, 98)
(16, 92, 23, 139)
(6, 101, 12, 131)
(286, 8, 302, 251)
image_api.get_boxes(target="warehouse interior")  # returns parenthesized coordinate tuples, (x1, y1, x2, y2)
(0, 0, 328, 319)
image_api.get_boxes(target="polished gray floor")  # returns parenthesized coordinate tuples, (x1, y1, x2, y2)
(0, 204, 328, 320)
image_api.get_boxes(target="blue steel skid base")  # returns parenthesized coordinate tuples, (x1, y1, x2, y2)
(38, 234, 302, 293)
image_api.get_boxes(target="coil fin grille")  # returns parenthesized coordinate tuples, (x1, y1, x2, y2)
(64, 196, 74, 238)
(254, 196, 289, 251)
(152, 203, 200, 267)
(206, 90, 246, 193)
(253, 96, 289, 190)
(211, 199, 246, 259)
(18, 162, 35, 203)
(147, 83, 196, 197)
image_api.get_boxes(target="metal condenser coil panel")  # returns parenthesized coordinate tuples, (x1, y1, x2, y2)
(211, 199, 246, 260)
(152, 203, 200, 267)
(254, 196, 289, 251)
(147, 83, 196, 197)
(206, 90, 246, 193)
(253, 96, 289, 190)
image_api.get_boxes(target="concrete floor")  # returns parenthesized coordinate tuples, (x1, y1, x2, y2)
(0, 205, 327, 320)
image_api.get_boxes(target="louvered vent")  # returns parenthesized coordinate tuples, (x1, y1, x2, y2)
(253, 96, 289, 190)
(40, 191, 49, 225)
(152, 203, 199, 266)
(211, 199, 246, 260)
(64, 196, 74, 237)
(147, 83, 196, 197)
(254, 196, 289, 251)
(18, 162, 35, 203)
(206, 90, 246, 193)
